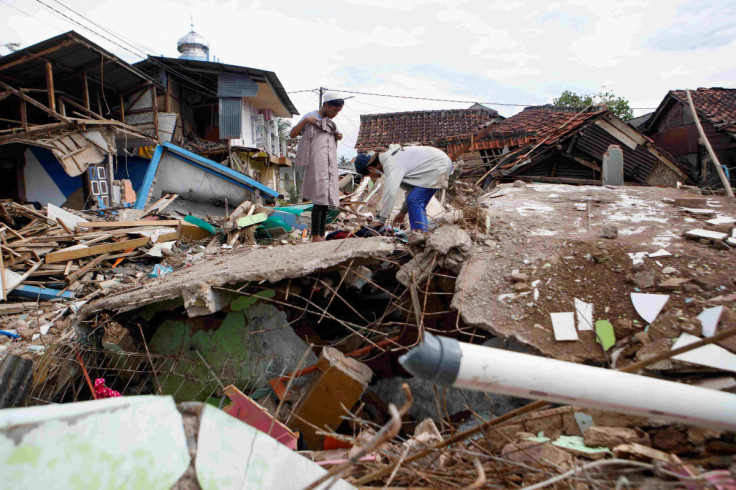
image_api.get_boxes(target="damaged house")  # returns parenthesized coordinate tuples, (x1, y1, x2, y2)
(442, 105, 690, 188)
(133, 28, 300, 197)
(641, 87, 736, 190)
(0, 30, 298, 213)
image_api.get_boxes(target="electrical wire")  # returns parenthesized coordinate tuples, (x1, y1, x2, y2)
(325, 87, 658, 110)
(34, 0, 220, 99)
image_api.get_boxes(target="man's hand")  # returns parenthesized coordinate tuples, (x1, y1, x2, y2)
(305, 116, 318, 125)
(336, 132, 343, 141)
(373, 223, 393, 236)
(392, 211, 407, 228)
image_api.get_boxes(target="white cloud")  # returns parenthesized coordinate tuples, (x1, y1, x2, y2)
(2, 0, 736, 159)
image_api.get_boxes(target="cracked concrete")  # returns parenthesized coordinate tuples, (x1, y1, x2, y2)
(82, 237, 397, 317)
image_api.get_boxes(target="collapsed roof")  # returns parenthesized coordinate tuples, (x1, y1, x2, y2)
(355, 108, 503, 153)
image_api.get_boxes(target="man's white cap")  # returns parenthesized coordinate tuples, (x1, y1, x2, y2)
(322, 91, 343, 104)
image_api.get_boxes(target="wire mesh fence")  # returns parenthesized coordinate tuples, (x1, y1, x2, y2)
(26, 340, 302, 407)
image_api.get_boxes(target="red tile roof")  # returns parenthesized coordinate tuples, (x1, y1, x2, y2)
(354, 108, 501, 152)
(443, 106, 606, 156)
(669, 87, 736, 134)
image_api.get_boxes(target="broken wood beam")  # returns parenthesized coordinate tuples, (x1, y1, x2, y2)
(514, 175, 601, 186)
(44, 231, 178, 264)
(686, 89, 734, 198)
(44, 61, 56, 114)
(77, 220, 182, 229)
(64, 252, 111, 285)
(0, 80, 71, 124)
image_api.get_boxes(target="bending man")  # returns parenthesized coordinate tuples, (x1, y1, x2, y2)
(354, 145, 452, 232)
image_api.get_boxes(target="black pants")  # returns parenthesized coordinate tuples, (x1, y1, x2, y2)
(311, 204, 328, 237)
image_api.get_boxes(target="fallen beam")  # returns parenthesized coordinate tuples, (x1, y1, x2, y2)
(77, 220, 182, 229)
(10, 284, 75, 300)
(44, 231, 178, 264)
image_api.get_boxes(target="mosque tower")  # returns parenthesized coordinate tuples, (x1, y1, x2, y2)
(176, 21, 210, 61)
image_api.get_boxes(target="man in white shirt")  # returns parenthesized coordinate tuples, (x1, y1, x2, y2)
(354, 145, 452, 232)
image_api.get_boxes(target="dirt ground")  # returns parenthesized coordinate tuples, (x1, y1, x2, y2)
(454, 183, 736, 363)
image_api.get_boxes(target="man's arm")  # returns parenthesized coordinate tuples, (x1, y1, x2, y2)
(375, 166, 406, 224)
(289, 116, 317, 138)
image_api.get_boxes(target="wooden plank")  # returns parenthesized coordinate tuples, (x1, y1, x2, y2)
(0, 38, 75, 71)
(65, 252, 110, 285)
(594, 119, 637, 150)
(45, 61, 56, 114)
(563, 153, 602, 172)
(45, 231, 178, 264)
(78, 220, 182, 229)
(5, 261, 43, 297)
(515, 175, 601, 186)
(0, 81, 71, 124)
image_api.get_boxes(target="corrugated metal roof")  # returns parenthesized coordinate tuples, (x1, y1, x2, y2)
(219, 98, 242, 139)
(0, 31, 159, 92)
(217, 74, 258, 98)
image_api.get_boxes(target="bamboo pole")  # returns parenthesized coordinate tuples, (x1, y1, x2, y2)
(685, 89, 734, 198)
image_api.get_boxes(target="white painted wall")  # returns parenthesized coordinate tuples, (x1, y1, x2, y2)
(23, 148, 67, 206)
(152, 153, 250, 205)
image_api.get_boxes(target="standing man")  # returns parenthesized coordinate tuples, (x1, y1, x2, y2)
(354, 145, 452, 232)
(290, 93, 344, 241)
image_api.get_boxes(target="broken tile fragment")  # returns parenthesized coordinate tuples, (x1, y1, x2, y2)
(684, 229, 728, 241)
(697, 305, 724, 338)
(550, 312, 578, 341)
(631, 293, 669, 324)
(648, 249, 671, 258)
(671, 333, 736, 373)
(574, 298, 594, 331)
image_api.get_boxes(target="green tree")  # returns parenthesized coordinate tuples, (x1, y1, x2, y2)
(277, 119, 292, 140)
(338, 156, 350, 167)
(552, 89, 633, 121)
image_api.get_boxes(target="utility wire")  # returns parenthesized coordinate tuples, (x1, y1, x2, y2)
(34, 0, 219, 98)
(320, 87, 658, 110)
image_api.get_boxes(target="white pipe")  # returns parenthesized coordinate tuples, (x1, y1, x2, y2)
(399, 333, 736, 431)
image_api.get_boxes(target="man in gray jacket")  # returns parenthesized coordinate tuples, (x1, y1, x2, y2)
(355, 145, 452, 232)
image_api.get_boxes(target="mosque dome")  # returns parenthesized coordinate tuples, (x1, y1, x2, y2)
(177, 29, 210, 61)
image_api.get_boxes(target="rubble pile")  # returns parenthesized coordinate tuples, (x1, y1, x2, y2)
(0, 183, 735, 488)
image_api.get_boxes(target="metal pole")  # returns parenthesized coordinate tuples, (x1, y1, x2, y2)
(318, 86, 324, 108)
(685, 89, 734, 197)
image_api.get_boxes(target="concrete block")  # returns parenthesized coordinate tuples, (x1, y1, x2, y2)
(289, 347, 372, 449)
(602, 145, 624, 186)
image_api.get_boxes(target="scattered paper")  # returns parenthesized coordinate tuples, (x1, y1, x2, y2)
(551, 312, 578, 341)
(648, 249, 672, 258)
(697, 305, 724, 338)
(574, 298, 594, 331)
(627, 252, 647, 265)
(672, 333, 736, 373)
(39, 323, 52, 335)
(595, 320, 616, 351)
(631, 293, 669, 324)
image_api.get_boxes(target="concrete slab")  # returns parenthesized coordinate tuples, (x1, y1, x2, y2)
(82, 237, 396, 317)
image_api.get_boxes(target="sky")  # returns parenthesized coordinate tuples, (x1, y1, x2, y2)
(2, 0, 735, 159)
